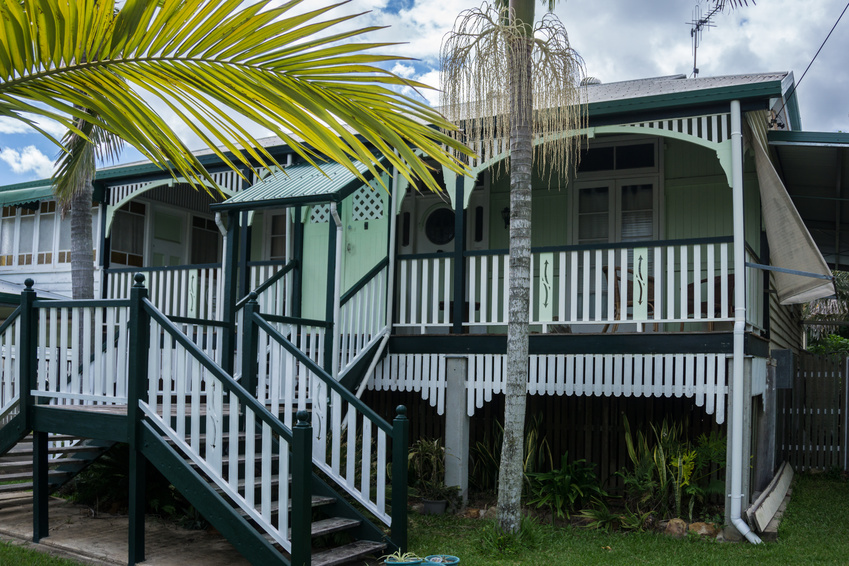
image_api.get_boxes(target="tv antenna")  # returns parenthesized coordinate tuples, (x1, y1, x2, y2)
(688, 1, 754, 77)
(688, 2, 721, 77)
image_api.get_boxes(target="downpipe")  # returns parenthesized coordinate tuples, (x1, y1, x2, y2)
(730, 100, 762, 544)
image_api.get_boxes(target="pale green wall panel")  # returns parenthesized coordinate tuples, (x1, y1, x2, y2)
(301, 212, 329, 320)
(341, 187, 390, 290)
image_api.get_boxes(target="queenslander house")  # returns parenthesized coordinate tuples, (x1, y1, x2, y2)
(0, 71, 846, 563)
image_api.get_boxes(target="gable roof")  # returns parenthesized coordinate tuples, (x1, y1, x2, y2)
(212, 159, 376, 211)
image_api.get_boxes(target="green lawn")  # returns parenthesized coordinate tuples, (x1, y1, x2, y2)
(0, 541, 84, 566)
(408, 473, 849, 565)
(2, 473, 846, 565)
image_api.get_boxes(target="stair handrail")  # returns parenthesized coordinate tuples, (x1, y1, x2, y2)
(248, 301, 409, 549)
(235, 259, 298, 311)
(134, 277, 312, 555)
(252, 311, 392, 434)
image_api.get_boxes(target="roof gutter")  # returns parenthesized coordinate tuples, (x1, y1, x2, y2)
(730, 99, 763, 545)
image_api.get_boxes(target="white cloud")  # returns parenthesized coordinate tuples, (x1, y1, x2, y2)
(0, 114, 68, 139)
(0, 146, 54, 178)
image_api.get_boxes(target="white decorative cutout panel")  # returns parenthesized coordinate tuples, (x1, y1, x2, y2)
(310, 204, 331, 224)
(352, 186, 384, 221)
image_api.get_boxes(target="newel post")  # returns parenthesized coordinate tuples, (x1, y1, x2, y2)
(240, 293, 259, 398)
(291, 410, 313, 566)
(21, 280, 47, 542)
(391, 405, 409, 551)
(128, 273, 150, 565)
(19, 279, 37, 432)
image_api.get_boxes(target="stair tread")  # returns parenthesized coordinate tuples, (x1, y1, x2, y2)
(311, 540, 386, 566)
(0, 470, 71, 482)
(300, 517, 361, 538)
(1, 444, 106, 457)
(235, 495, 335, 517)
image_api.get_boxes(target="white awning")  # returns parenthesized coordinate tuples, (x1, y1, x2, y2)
(746, 112, 834, 304)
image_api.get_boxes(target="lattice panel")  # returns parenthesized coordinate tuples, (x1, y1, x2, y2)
(310, 204, 330, 224)
(352, 186, 384, 221)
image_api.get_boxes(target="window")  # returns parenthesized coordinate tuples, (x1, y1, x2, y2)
(191, 216, 220, 264)
(0, 207, 14, 266)
(37, 201, 56, 264)
(574, 139, 660, 245)
(576, 180, 657, 244)
(424, 207, 455, 246)
(111, 202, 145, 267)
(269, 213, 287, 261)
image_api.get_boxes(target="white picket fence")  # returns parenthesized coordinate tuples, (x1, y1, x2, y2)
(371, 352, 730, 424)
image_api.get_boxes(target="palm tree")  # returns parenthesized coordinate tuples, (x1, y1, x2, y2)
(1, 0, 472, 222)
(441, 0, 756, 534)
(441, 0, 585, 533)
(53, 113, 122, 299)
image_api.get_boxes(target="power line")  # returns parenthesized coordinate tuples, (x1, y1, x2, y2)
(773, 1, 849, 127)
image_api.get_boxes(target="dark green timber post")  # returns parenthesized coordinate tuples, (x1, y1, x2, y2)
(292, 206, 304, 319)
(240, 293, 259, 398)
(291, 410, 313, 566)
(452, 179, 466, 335)
(222, 210, 240, 376)
(391, 405, 409, 551)
(323, 206, 338, 374)
(21, 280, 47, 542)
(127, 273, 150, 565)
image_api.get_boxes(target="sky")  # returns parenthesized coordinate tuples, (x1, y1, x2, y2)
(1, 0, 848, 185)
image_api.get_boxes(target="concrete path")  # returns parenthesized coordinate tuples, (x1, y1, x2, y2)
(0, 493, 250, 565)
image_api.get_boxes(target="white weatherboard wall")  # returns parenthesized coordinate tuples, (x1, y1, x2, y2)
(371, 352, 730, 423)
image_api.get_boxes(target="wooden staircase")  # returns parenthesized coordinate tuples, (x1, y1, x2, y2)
(0, 276, 407, 566)
(141, 411, 390, 566)
(0, 434, 112, 495)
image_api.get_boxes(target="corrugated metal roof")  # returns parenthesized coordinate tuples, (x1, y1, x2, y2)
(215, 159, 373, 210)
(0, 184, 53, 207)
(582, 72, 789, 105)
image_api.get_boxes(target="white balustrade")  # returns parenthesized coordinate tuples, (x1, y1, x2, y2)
(105, 266, 223, 320)
(395, 256, 454, 330)
(248, 263, 293, 317)
(0, 313, 21, 421)
(31, 304, 131, 406)
(255, 316, 393, 527)
(142, 313, 293, 551)
(337, 265, 389, 377)
(397, 239, 739, 332)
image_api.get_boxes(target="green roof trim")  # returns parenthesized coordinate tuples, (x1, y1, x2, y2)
(212, 159, 377, 211)
(0, 184, 53, 207)
(586, 80, 785, 119)
(768, 130, 849, 147)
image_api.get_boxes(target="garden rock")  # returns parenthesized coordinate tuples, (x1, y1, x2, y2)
(483, 506, 498, 520)
(664, 518, 687, 538)
(689, 522, 719, 538)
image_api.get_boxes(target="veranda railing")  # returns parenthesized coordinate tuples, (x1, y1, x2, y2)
(395, 236, 764, 333)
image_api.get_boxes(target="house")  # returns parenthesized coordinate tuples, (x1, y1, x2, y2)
(0, 70, 845, 562)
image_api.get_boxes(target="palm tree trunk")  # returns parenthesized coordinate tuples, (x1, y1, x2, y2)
(70, 179, 94, 300)
(497, 8, 534, 534)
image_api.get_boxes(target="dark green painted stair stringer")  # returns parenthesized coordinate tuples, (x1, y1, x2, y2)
(140, 421, 288, 566)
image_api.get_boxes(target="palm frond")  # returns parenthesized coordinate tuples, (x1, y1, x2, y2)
(1, 0, 473, 195)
